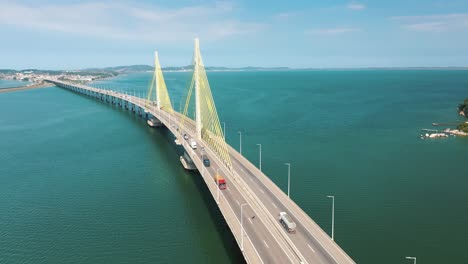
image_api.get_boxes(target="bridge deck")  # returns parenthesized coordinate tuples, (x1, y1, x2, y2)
(48, 80, 355, 264)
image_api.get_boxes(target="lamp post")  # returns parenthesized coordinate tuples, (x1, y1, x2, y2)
(257, 144, 262, 171)
(222, 122, 226, 139)
(241, 203, 247, 251)
(405, 256, 416, 264)
(326, 195, 335, 241)
(284, 163, 291, 197)
(238, 131, 242, 155)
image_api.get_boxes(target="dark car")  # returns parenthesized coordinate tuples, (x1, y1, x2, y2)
(203, 157, 210, 167)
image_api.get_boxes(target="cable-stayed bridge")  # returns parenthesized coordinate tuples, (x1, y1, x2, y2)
(46, 39, 355, 264)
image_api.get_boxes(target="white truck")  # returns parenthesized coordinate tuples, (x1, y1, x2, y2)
(189, 138, 197, 149)
(279, 212, 296, 234)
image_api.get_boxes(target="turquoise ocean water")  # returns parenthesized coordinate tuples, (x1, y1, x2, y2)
(0, 70, 467, 263)
(0, 79, 30, 89)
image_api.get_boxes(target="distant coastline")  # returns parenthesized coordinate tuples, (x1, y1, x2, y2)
(2, 65, 468, 87)
(3, 65, 468, 73)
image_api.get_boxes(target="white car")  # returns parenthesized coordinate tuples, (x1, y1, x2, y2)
(189, 139, 197, 149)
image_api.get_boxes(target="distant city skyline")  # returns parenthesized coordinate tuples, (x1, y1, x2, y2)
(1, 0, 468, 69)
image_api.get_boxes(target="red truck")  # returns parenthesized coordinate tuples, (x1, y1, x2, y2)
(215, 174, 227, 190)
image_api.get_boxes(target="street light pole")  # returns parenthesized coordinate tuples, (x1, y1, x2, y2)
(238, 131, 242, 155)
(257, 144, 262, 171)
(405, 256, 416, 264)
(284, 163, 291, 197)
(222, 122, 226, 140)
(240, 203, 247, 251)
(327, 195, 335, 241)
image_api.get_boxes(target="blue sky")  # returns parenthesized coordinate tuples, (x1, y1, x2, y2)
(1, 0, 468, 69)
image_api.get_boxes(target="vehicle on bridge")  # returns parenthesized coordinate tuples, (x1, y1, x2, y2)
(279, 212, 296, 234)
(203, 155, 210, 167)
(189, 138, 197, 149)
(215, 174, 226, 190)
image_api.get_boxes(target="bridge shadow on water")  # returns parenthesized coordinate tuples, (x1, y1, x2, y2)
(62, 87, 245, 263)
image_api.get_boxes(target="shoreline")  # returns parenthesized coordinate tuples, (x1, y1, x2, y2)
(0, 83, 54, 93)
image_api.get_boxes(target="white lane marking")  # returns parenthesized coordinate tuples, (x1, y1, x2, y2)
(236, 200, 240, 206)
(259, 188, 265, 194)
(307, 244, 316, 253)
(249, 177, 254, 182)
(248, 218, 253, 224)
(263, 240, 270, 249)
(272, 202, 278, 209)
(227, 188, 232, 193)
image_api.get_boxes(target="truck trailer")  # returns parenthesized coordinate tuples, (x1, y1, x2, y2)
(279, 212, 296, 234)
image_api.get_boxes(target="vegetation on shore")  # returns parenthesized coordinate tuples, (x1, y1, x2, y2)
(458, 98, 468, 115)
(457, 122, 468, 133)
(457, 99, 468, 133)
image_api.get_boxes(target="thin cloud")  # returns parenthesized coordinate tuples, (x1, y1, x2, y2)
(391, 13, 468, 32)
(274, 12, 297, 20)
(306, 27, 361, 35)
(347, 2, 366, 11)
(0, 1, 264, 43)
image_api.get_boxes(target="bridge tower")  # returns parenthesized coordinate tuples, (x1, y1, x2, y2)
(180, 38, 232, 169)
(146, 51, 173, 112)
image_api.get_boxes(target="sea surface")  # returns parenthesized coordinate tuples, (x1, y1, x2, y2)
(0, 70, 467, 264)
(0, 79, 30, 89)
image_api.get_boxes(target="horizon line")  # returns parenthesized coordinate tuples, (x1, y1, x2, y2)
(2, 65, 468, 71)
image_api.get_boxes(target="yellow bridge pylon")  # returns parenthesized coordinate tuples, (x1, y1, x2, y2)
(180, 38, 232, 170)
(145, 41, 232, 170)
(146, 51, 173, 112)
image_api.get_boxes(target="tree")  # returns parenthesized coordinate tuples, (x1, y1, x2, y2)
(457, 122, 468, 133)
(459, 99, 468, 116)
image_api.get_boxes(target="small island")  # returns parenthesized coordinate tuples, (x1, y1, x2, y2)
(423, 98, 468, 138)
